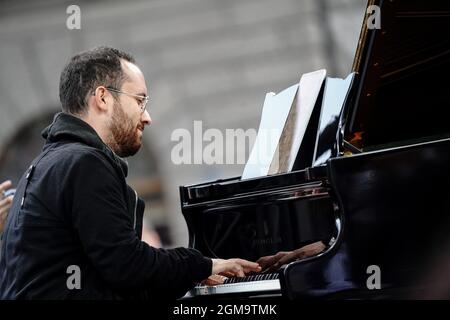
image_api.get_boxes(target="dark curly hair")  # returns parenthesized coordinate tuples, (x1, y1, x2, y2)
(59, 46, 135, 115)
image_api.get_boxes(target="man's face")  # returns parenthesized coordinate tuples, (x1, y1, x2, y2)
(108, 60, 151, 157)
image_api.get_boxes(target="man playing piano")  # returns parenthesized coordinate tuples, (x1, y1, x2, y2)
(0, 46, 260, 299)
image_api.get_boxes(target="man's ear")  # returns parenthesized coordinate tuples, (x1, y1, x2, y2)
(92, 86, 110, 113)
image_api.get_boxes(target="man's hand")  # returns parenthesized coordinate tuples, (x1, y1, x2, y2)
(0, 180, 14, 233)
(202, 258, 261, 286)
(211, 258, 261, 278)
(256, 241, 326, 272)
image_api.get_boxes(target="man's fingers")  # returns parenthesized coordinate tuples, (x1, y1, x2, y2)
(244, 265, 262, 273)
(233, 265, 245, 277)
(231, 258, 258, 267)
(0, 197, 12, 233)
(202, 274, 228, 286)
(231, 258, 261, 272)
(212, 258, 262, 278)
(226, 263, 245, 277)
(0, 196, 13, 210)
(226, 259, 260, 277)
(0, 180, 12, 194)
(219, 271, 235, 278)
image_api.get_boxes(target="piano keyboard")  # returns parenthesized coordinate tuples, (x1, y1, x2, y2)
(184, 273, 281, 297)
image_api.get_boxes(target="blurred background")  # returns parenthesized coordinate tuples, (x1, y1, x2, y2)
(0, 0, 365, 247)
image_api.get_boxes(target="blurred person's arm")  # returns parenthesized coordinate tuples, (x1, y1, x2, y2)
(0, 180, 14, 233)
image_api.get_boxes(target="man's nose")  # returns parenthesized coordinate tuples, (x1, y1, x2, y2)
(141, 109, 152, 126)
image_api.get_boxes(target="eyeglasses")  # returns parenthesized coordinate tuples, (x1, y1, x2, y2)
(106, 87, 149, 113)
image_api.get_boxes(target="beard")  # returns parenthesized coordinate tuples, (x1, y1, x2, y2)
(108, 101, 143, 157)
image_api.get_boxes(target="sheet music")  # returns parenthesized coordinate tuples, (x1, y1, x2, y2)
(312, 73, 355, 166)
(270, 69, 326, 173)
(242, 85, 298, 179)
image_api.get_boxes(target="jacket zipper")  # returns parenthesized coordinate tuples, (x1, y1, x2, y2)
(132, 189, 138, 230)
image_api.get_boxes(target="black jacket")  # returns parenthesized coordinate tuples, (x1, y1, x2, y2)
(0, 113, 212, 299)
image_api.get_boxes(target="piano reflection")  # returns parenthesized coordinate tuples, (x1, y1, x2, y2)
(180, 0, 450, 300)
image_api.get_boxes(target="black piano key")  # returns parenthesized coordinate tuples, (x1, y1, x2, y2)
(222, 273, 279, 284)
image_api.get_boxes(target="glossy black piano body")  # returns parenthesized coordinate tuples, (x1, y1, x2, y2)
(180, 0, 450, 299)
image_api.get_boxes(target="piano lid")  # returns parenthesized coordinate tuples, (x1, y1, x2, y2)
(344, 0, 450, 151)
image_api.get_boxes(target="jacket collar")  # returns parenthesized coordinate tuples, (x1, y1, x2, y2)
(42, 112, 128, 177)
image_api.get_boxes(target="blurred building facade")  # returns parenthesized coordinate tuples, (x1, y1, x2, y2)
(0, 0, 365, 246)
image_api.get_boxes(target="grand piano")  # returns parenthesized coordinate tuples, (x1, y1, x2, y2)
(179, 0, 450, 300)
